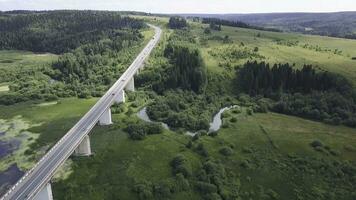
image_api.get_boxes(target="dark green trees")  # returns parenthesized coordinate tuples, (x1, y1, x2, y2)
(168, 17, 187, 29)
(0, 11, 145, 54)
(236, 61, 356, 127)
(164, 43, 207, 93)
(237, 61, 352, 96)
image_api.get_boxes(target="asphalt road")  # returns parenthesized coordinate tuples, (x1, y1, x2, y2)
(1, 24, 162, 200)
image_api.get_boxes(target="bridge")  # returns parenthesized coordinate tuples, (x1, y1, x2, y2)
(1, 24, 162, 200)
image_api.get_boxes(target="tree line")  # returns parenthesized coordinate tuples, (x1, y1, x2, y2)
(236, 61, 356, 127)
(237, 61, 352, 96)
(168, 17, 188, 29)
(202, 18, 282, 32)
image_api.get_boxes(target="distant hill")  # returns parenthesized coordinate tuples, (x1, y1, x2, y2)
(180, 12, 356, 39)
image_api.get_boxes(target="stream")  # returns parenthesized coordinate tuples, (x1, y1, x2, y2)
(137, 105, 238, 136)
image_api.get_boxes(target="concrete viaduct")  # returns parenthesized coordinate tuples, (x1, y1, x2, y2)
(1, 24, 162, 200)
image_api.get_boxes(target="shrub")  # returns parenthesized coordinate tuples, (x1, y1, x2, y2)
(196, 143, 209, 157)
(134, 181, 153, 200)
(230, 117, 237, 123)
(219, 146, 233, 156)
(203, 193, 223, 200)
(209, 131, 218, 137)
(310, 140, 323, 148)
(246, 108, 254, 115)
(171, 154, 192, 177)
(124, 121, 163, 140)
(195, 181, 217, 193)
(175, 173, 190, 191)
(153, 181, 173, 198)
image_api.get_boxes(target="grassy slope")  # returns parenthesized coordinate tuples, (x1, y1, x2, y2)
(0, 50, 57, 70)
(189, 22, 356, 84)
(53, 101, 356, 199)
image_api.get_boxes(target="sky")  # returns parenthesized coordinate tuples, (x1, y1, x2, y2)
(0, 0, 356, 14)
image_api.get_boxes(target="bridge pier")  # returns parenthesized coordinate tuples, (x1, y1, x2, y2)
(34, 183, 53, 200)
(74, 135, 91, 156)
(114, 90, 125, 103)
(98, 108, 112, 125)
(125, 77, 135, 91)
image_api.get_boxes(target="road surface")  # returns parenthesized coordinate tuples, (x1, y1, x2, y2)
(1, 24, 161, 200)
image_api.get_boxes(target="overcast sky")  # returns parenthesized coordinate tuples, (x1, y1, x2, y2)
(1, 0, 356, 13)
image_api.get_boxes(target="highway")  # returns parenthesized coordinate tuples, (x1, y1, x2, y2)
(1, 24, 162, 200)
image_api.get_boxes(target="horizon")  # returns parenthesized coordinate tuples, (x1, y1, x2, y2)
(2, 9, 356, 15)
(1, 0, 356, 14)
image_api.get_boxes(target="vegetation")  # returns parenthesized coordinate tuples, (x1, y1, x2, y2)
(163, 42, 207, 93)
(124, 120, 163, 140)
(0, 11, 148, 105)
(1, 14, 356, 200)
(0, 10, 145, 54)
(236, 61, 356, 127)
(202, 17, 281, 32)
(194, 12, 356, 39)
(168, 16, 188, 29)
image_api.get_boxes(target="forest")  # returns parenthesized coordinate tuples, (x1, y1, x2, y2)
(0, 11, 146, 105)
(136, 29, 231, 132)
(236, 61, 356, 127)
(201, 18, 281, 32)
(168, 17, 188, 29)
(0, 10, 145, 54)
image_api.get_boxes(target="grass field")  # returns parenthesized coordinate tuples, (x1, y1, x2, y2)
(137, 16, 356, 85)
(0, 50, 57, 70)
(192, 23, 356, 84)
(52, 102, 356, 199)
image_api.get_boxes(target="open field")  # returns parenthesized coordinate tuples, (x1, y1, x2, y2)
(138, 16, 356, 85)
(0, 50, 57, 70)
(195, 23, 356, 84)
(52, 100, 356, 199)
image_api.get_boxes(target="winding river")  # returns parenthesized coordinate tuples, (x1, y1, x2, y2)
(137, 105, 238, 136)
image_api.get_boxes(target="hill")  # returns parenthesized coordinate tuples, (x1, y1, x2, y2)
(180, 12, 356, 39)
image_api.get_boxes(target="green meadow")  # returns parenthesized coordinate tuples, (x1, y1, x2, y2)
(0, 50, 57, 70)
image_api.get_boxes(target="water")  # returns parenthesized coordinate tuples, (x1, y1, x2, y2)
(137, 107, 170, 130)
(0, 139, 21, 159)
(209, 105, 238, 132)
(0, 164, 24, 196)
(137, 105, 238, 136)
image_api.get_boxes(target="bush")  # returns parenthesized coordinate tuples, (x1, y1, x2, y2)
(310, 140, 323, 148)
(171, 154, 192, 177)
(196, 143, 209, 157)
(175, 173, 190, 191)
(219, 146, 233, 156)
(230, 117, 237, 123)
(195, 181, 217, 193)
(246, 108, 254, 115)
(134, 181, 153, 200)
(124, 121, 163, 140)
(209, 131, 218, 137)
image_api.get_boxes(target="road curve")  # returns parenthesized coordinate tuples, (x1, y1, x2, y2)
(1, 24, 162, 200)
